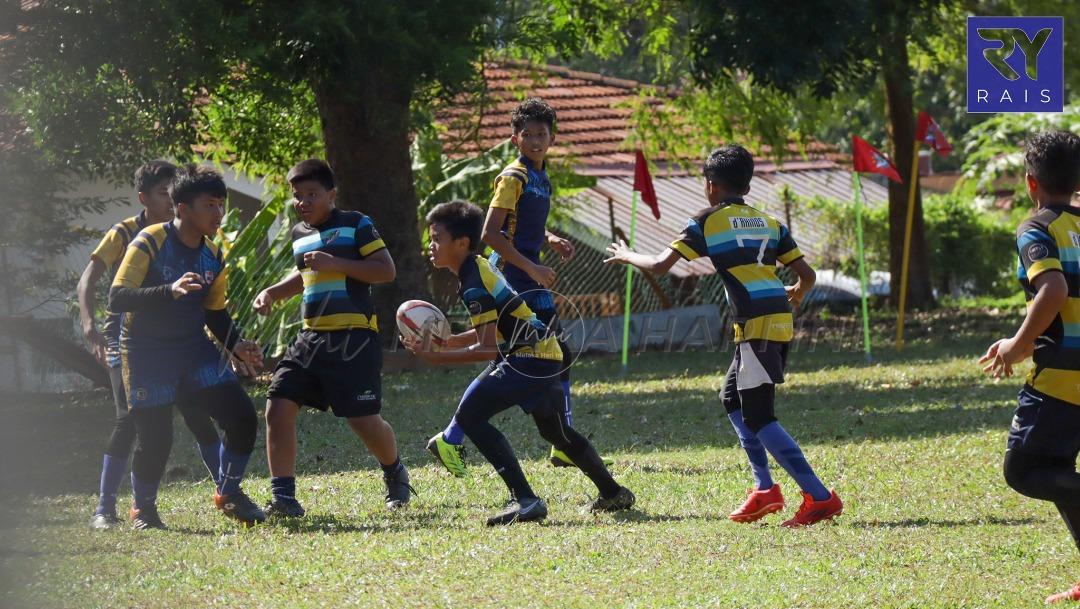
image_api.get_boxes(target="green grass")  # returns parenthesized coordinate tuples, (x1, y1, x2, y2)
(1, 310, 1073, 608)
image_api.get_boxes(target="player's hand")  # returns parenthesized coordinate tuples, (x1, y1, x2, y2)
(603, 240, 631, 265)
(785, 284, 806, 309)
(400, 334, 434, 361)
(230, 354, 257, 379)
(547, 234, 575, 262)
(979, 337, 1029, 378)
(170, 272, 204, 299)
(233, 340, 264, 373)
(303, 251, 338, 272)
(528, 263, 557, 289)
(82, 323, 108, 367)
(253, 289, 275, 316)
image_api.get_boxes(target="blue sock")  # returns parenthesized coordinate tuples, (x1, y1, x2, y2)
(96, 454, 128, 515)
(755, 422, 830, 501)
(270, 476, 296, 502)
(198, 440, 222, 484)
(217, 447, 251, 497)
(726, 412, 773, 490)
(561, 380, 573, 427)
(443, 418, 466, 446)
(130, 471, 160, 511)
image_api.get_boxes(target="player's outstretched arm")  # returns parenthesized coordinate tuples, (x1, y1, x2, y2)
(403, 323, 500, 365)
(980, 271, 1066, 378)
(784, 258, 817, 309)
(253, 270, 303, 315)
(303, 249, 395, 284)
(603, 240, 681, 275)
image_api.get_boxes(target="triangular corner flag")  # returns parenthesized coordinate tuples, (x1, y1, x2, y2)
(916, 111, 953, 156)
(852, 136, 903, 184)
(633, 149, 661, 220)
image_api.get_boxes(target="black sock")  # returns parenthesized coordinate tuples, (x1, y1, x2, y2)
(380, 458, 402, 476)
(1057, 503, 1080, 552)
(475, 433, 536, 500)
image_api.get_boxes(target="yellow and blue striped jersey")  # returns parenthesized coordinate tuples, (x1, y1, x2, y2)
(291, 208, 386, 332)
(489, 155, 552, 294)
(1016, 204, 1080, 406)
(669, 198, 803, 343)
(112, 221, 228, 347)
(91, 210, 149, 343)
(458, 254, 562, 362)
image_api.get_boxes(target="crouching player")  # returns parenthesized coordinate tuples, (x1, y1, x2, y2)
(406, 200, 634, 525)
(109, 164, 265, 529)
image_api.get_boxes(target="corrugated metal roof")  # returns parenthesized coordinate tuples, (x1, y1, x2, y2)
(560, 167, 890, 279)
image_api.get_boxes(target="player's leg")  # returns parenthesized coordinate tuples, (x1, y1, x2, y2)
(528, 384, 634, 512)
(428, 364, 495, 478)
(90, 365, 137, 529)
(175, 400, 222, 484)
(453, 365, 545, 524)
(128, 405, 173, 530)
(735, 341, 840, 527)
(720, 352, 783, 523)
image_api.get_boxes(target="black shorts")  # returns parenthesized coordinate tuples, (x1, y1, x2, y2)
(268, 329, 382, 418)
(1007, 386, 1080, 459)
(729, 340, 788, 391)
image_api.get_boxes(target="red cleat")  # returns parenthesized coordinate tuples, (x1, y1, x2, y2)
(729, 484, 785, 523)
(1046, 582, 1080, 604)
(781, 490, 843, 528)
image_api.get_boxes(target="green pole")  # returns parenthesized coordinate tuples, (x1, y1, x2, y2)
(621, 190, 640, 370)
(852, 172, 873, 363)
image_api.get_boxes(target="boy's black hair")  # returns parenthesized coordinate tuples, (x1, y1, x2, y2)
(510, 98, 557, 133)
(169, 164, 228, 206)
(703, 145, 755, 193)
(426, 200, 485, 252)
(287, 158, 335, 191)
(1025, 130, 1080, 197)
(133, 160, 178, 194)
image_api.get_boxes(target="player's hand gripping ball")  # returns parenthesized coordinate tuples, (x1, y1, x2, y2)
(396, 300, 450, 352)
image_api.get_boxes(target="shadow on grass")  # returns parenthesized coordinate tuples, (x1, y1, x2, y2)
(848, 516, 1041, 529)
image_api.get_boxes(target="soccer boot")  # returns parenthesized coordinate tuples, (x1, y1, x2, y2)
(729, 484, 785, 523)
(265, 497, 306, 519)
(89, 509, 121, 530)
(485, 496, 548, 526)
(214, 490, 267, 526)
(781, 490, 843, 528)
(129, 505, 166, 531)
(427, 433, 468, 478)
(590, 486, 636, 512)
(383, 463, 414, 509)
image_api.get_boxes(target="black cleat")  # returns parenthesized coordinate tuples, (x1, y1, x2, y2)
(130, 505, 167, 531)
(590, 486, 636, 512)
(383, 464, 414, 509)
(485, 497, 548, 526)
(265, 497, 306, 519)
(89, 509, 121, 530)
(214, 490, 266, 526)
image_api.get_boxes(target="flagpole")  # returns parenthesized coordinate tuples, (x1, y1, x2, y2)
(896, 144, 920, 351)
(621, 190, 639, 372)
(852, 172, 873, 363)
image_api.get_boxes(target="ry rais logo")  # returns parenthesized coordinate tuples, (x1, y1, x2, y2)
(967, 16, 1064, 113)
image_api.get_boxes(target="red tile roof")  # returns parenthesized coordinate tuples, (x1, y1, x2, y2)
(437, 61, 842, 176)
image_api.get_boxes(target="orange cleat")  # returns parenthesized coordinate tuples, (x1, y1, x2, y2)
(781, 490, 843, 528)
(1046, 582, 1080, 604)
(729, 484, 785, 523)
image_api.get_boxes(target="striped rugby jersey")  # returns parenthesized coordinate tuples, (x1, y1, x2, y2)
(669, 198, 803, 343)
(90, 210, 149, 343)
(458, 254, 562, 362)
(1016, 204, 1080, 405)
(488, 155, 552, 296)
(291, 208, 386, 332)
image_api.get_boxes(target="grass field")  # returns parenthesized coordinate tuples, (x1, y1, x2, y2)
(1, 309, 1075, 608)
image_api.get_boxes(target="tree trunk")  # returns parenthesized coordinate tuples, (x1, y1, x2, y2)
(313, 80, 431, 344)
(881, 28, 935, 309)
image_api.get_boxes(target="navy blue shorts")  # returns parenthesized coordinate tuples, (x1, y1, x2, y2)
(268, 329, 382, 418)
(1007, 386, 1080, 458)
(122, 338, 236, 409)
(458, 358, 563, 415)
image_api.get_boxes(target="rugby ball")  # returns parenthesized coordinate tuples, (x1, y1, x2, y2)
(396, 300, 450, 351)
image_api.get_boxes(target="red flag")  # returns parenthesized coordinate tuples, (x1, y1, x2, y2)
(851, 136, 903, 184)
(915, 110, 952, 156)
(633, 149, 660, 220)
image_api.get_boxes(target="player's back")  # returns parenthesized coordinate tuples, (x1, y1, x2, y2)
(670, 198, 804, 343)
